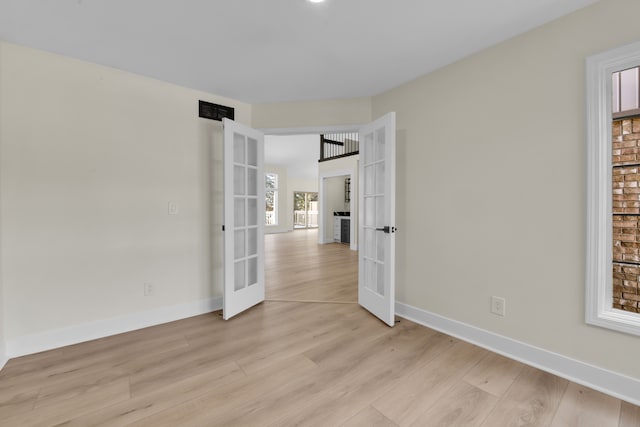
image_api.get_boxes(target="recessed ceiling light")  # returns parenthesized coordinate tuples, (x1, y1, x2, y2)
(308, 0, 325, 3)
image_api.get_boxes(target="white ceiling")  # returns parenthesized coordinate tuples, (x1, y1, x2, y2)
(265, 134, 319, 181)
(0, 0, 599, 104)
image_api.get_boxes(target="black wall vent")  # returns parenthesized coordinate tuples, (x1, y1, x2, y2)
(199, 100, 235, 121)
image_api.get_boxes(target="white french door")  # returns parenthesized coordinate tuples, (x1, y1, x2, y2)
(358, 112, 396, 326)
(223, 118, 265, 320)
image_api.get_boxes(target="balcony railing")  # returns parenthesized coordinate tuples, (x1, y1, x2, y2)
(320, 133, 359, 162)
(265, 211, 276, 225)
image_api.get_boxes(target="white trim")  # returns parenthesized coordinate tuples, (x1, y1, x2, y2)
(319, 168, 357, 250)
(396, 302, 640, 406)
(586, 40, 640, 336)
(259, 124, 361, 136)
(6, 297, 222, 358)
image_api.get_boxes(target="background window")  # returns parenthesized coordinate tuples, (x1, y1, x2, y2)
(265, 173, 278, 225)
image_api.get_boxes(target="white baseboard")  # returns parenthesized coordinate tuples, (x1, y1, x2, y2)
(6, 296, 222, 359)
(396, 301, 640, 406)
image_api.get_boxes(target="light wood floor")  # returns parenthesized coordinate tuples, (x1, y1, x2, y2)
(0, 231, 638, 426)
(266, 228, 358, 303)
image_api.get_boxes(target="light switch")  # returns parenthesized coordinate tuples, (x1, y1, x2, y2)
(168, 201, 179, 215)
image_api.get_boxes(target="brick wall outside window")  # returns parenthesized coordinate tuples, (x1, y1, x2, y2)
(612, 118, 640, 312)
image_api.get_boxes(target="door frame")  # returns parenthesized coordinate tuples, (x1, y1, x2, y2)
(319, 169, 357, 250)
(260, 124, 362, 251)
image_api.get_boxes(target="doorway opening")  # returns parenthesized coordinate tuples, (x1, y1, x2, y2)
(264, 130, 360, 304)
(293, 192, 318, 229)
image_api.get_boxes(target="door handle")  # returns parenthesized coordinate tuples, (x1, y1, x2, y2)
(376, 226, 397, 234)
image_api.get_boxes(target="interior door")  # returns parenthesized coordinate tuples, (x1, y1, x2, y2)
(358, 112, 396, 326)
(223, 118, 265, 320)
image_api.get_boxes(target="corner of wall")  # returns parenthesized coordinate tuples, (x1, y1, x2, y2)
(6, 297, 222, 358)
(0, 39, 6, 371)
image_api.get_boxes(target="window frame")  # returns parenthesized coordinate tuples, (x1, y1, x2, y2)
(586, 40, 640, 336)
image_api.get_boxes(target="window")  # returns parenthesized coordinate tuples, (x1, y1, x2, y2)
(586, 40, 640, 336)
(293, 192, 318, 229)
(265, 173, 278, 226)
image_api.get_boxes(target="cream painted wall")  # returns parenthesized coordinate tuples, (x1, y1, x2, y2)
(372, 0, 640, 380)
(0, 41, 5, 364)
(288, 176, 318, 195)
(0, 42, 251, 343)
(265, 165, 288, 234)
(323, 176, 347, 242)
(252, 97, 371, 129)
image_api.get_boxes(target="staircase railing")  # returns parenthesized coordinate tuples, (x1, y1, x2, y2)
(319, 133, 359, 162)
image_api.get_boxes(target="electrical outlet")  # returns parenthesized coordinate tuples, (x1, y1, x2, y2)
(144, 283, 155, 296)
(490, 296, 506, 316)
(168, 201, 179, 215)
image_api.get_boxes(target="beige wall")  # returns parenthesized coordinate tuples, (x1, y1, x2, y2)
(0, 41, 5, 362)
(323, 176, 347, 242)
(0, 42, 251, 342)
(372, 0, 640, 380)
(252, 98, 371, 129)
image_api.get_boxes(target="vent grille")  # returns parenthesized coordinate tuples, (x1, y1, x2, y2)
(199, 100, 235, 121)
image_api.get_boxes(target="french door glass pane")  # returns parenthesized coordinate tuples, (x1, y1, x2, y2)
(235, 198, 245, 227)
(234, 166, 245, 195)
(375, 128, 385, 161)
(234, 133, 245, 163)
(247, 228, 257, 256)
(247, 138, 257, 166)
(247, 199, 257, 226)
(234, 230, 245, 259)
(234, 260, 246, 291)
(247, 168, 257, 196)
(248, 257, 258, 286)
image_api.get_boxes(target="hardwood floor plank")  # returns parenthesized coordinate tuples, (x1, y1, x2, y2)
(0, 333, 188, 399)
(480, 366, 568, 427)
(60, 361, 245, 427)
(410, 381, 498, 427)
(372, 340, 488, 426)
(463, 351, 525, 397)
(34, 367, 128, 409)
(340, 406, 398, 427)
(128, 354, 318, 427)
(261, 322, 441, 426)
(265, 229, 358, 303)
(0, 389, 38, 422)
(1, 378, 130, 427)
(550, 382, 621, 427)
